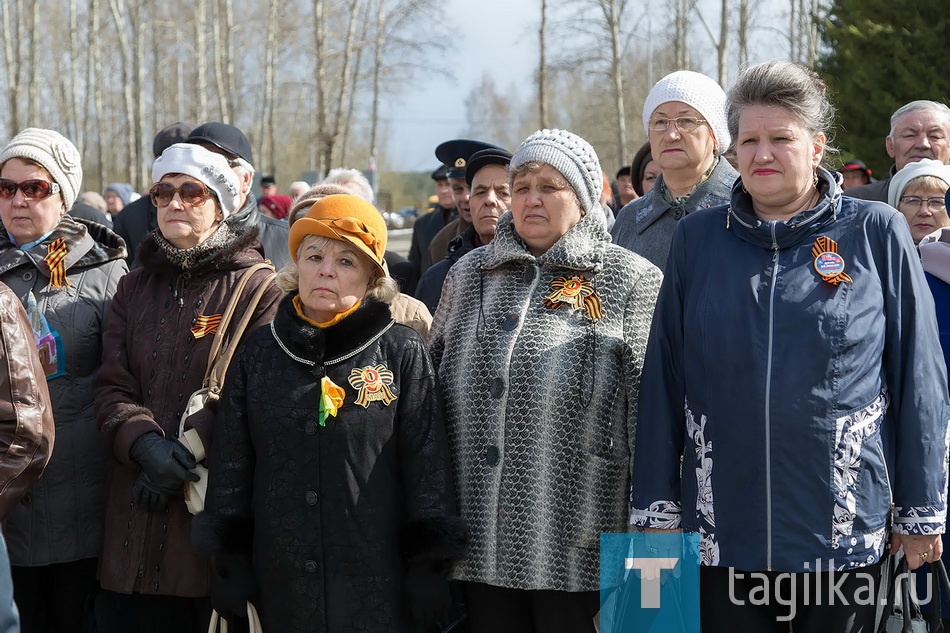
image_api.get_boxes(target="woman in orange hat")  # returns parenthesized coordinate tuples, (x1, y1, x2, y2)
(194, 194, 465, 633)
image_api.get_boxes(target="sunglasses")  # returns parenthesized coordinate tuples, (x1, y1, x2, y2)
(149, 181, 213, 207)
(0, 179, 61, 200)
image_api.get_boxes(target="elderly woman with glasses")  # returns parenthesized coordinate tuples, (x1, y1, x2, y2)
(94, 143, 281, 632)
(611, 71, 738, 268)
(887, 159, 950, 244)
(0, 128, 128, 633)
(193, 194, 465, 633)
(632, 61, 949, 632)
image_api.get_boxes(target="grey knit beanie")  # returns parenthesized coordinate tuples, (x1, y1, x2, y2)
(510, 129, 602, 214)
(642, 70, 731, 153)
(0, 128, 83, 211)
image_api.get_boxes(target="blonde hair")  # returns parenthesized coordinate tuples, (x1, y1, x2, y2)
(276, 234, 398, 304)
(902, 175, 950, 197)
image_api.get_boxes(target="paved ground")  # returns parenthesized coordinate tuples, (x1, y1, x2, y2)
(389, 228, 412, 258)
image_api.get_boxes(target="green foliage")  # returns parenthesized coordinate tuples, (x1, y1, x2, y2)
(817, 0, 950, 176)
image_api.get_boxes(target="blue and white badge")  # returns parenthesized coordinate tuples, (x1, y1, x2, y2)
(814, 251, 846, 277)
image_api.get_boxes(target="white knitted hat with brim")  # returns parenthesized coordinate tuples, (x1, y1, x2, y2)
(152, 143, 241, 217)
(887, 159, 950, 209)
(0, 128, 83, 211)
(642, 70, 731, 153)
(510, 129, 603, 214)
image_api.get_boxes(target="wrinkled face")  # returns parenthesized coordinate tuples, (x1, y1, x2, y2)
(469, 164, 511, 243)
(648, 101, 717, 174)
(735, 104, 824, 219)
(105, 190, 125, 213)
(841, 169, 870, 190)
(0, 158, 65, 245)
(449, 178, 471, 222)
(435, 179, 454, 208)
(296, 237, 373, 322)
(156, 174, 223, 249)
(511, 163, 583, 256)
(887, 110, 950, 170)
(617, 174, 635, 200)
(642, 160, 661, 194)
(897, 180, 950, 244)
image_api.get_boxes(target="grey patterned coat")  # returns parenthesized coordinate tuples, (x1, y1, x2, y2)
(611, 158, 738, 269)
(428, 209, 662, 591)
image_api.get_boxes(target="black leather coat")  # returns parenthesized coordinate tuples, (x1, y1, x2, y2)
(195, 295, 464, 632)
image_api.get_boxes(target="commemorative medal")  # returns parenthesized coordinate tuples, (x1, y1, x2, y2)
(811, 236, 852, 285)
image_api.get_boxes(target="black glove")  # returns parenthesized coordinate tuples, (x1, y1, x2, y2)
(212, 553, 256, 623)
(129, 432, 199, 492)
(405, 562, 453, 633)
(132, 471, 170, 512)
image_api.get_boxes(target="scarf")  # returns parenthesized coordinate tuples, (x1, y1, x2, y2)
(152, 222, 238, 271)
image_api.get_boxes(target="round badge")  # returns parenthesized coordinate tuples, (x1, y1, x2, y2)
(814, 252, 845, 276)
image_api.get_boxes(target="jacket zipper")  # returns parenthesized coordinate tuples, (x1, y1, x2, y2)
(764, 222, 780, 571)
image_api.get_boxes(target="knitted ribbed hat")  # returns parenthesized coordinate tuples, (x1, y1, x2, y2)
(887, 159, 950, 209)
(510, 129, 603, 214)
(0, 128, 83, 211)
(642, 70, 731, 153)
(152, 143, 241, 217)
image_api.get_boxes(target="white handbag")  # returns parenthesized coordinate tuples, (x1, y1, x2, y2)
(180, 263, 277, 515)
(208, 602, 263, 633)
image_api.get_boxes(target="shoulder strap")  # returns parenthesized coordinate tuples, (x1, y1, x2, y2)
(202, 262, 275, 385)
(204, 270, 279, 400)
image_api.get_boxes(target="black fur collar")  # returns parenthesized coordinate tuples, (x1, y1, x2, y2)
(138, 226, 262, 275)
(271, 292, 394, 366)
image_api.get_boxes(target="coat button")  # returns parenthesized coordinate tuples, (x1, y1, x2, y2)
(305, 560, 318, 573)
(153, 581, 159, 590)
(490, 377, 505, 398)
(305, 421, 318, 435)
(22, 271, 33, 281)
(305, 491, 319, 506)
(486, 446, 500, 466)
(501, 314, 519, 331)
(522, 266, 537, 284)
(20, 494, 30, 506)
(672, 209, 683, 220)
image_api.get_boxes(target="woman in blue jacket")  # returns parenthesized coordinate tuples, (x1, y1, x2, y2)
(631, 61, 950, 632)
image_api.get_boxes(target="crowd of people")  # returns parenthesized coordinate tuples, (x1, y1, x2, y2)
(0, 59, 944, 633)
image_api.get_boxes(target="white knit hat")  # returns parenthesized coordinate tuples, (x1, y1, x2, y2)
(510, 129, 603, 214)
(152, 143, 241, 217)
(642, 70, 731, 153)
(887, 159, 950, 209)
(0, 128, 83, 211)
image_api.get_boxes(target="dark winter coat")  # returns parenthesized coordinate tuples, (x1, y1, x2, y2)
(0, 216, 127, 567)
(94, 228, 281, 597)
(409, 205, 457, 274)
(415, 225, 481, 314)
(194, 295, 465, 633)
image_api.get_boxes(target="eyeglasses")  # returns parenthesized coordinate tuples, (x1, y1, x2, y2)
(149, 181, 213, 207)
(0, 179, 61, 200)
(899, 196, 947, 211)
(648, 117, 708, 133)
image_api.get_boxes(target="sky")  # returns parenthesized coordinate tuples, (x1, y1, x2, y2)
(378, 0, 538, 171)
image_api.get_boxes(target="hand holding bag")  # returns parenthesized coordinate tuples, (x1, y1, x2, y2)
(180, 262, 277, 515)
(878, 554, 928, 633)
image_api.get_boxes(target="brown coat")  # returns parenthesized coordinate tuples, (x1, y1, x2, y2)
(94, 229, 282, 597)
(0, 281, 54, 520)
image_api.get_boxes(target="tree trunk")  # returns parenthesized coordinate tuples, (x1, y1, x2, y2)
(27, 0, 38, 124)
(602, 0, 627, 166)
(368, 0, 383, 165)
(738, 0, 749, 67)
(539, 0, 549, 129)
(109, 0, 135, 185)
(132, 2, 146, 189)
(260, 0, 280, 174)
(91, 0, 105, 190)
(313, 0, 327, 175)
(195, 0, 209, 122)
(717, 0, 729, 86)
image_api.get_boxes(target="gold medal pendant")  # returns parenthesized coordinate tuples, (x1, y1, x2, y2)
(543, 274, 603, 321)
(348, 364, 397, 408)
(811, 236, 852, 285)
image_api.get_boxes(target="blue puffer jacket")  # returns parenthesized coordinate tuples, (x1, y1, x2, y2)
(631, 169, 950, 573)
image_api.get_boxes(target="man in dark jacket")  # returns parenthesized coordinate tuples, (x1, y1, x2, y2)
(408, 165, 456, 275)
(113, 122, 195, 267)
(185, 122, 291, 269)
(416, 147, 512, 313)
(847, 100, 950, 203)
